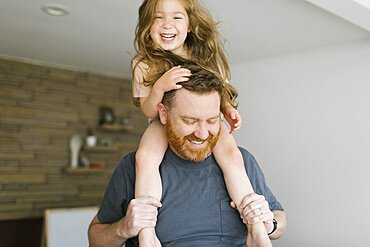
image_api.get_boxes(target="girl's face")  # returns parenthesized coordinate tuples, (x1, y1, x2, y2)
(150, 0, 190, 57)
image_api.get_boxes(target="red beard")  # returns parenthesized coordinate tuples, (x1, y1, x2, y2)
(166, 118, 220, 162)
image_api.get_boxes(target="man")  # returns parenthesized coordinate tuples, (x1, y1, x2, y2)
(88, 64, 287, 246)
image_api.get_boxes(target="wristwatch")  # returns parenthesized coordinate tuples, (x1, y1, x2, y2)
(268, 219, 278, 235)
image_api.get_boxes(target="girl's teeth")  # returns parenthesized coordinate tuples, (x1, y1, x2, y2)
(161, 34, 175, 40)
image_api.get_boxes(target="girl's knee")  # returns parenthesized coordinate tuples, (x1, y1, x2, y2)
(135, 148, 149, 165)
(135, 147, 164, 168)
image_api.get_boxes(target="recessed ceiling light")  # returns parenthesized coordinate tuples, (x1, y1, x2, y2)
(42, 3, 70, 16)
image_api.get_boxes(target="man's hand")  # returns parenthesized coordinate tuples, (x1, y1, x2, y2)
(222, 105, 242, 134)
(118, 196, 162, 239)
(230, 193, 274, 234)
(153, 65, 191, 93)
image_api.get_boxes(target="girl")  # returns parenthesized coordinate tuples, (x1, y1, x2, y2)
(132, 0, 272, 246)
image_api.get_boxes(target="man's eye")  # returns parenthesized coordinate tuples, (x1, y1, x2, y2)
(184, 119, 196, 125)
(207, 118, 220, 124)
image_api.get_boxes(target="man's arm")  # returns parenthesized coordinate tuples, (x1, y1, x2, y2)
(88, 196, 161, 247)
(88, 216, 128, 247)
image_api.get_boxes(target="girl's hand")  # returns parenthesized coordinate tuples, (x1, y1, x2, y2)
(230, 193, 274, 232)
(153, 65, 191, 93)
(223, 105, 242, 134)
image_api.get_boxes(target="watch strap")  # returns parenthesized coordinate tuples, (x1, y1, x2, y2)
(268, 219, 278, 235)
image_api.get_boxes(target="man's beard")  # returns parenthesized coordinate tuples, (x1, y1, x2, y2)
(166, 118, 220, 162)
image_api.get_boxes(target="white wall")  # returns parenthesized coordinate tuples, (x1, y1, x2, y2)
(232, 40, 370, 247)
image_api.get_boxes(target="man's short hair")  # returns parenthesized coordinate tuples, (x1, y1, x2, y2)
(162, 63, 224, 109)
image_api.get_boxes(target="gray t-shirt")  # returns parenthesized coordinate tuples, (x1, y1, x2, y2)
(97, 147, 284, 247)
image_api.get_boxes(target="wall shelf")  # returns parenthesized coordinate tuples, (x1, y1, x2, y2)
(84, 146, 117, 152)
(64, 167, 104, 174)
(99, 123, 133, 132)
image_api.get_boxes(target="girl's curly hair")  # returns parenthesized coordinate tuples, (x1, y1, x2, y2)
(132, 0, 238, 109)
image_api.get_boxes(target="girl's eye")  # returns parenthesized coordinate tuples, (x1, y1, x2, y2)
(155, 16, 163, 20)
(174, 16, 183, 20)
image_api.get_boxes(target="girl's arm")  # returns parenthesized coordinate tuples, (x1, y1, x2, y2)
(139, 88, 165, 119)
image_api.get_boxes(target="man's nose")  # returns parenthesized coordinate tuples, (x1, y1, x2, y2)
(194, 123, 209, 140)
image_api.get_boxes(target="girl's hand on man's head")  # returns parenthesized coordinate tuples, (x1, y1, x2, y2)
(153, 65, 191, 93)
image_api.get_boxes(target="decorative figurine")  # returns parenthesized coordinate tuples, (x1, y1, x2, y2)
(99, 106, 115, 125)
(69, 134, 82, 168)
(86, 128, 97, 147)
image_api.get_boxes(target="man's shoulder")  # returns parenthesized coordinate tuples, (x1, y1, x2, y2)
(237, 147, 260, 171)
(238, 146, 254, 161)
(238, 146, 250, 155)
(114, 151, 137, 176)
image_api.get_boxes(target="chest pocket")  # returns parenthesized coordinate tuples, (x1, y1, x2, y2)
(220, 199, 246, 246)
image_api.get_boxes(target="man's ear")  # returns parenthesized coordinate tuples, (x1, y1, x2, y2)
(157, 103, 167, 124)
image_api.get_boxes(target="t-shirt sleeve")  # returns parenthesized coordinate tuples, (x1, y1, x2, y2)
(240, 148, 284, 211)
(132, 60, 152, 101)
(97, 153, 136, 223)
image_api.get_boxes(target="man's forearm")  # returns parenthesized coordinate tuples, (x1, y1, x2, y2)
(269, 210, 287, 240)
(88, 216, 128, 247)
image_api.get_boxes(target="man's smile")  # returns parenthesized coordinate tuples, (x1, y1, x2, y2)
(187, 136, 207, 147)
(189, 139, 204, 145)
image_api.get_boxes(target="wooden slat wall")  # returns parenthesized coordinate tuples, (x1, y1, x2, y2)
(0, 58, 147, 220)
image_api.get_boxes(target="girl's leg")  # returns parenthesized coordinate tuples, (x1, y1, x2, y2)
(213, 122, 272, 247)
(135, 121, 168, 247)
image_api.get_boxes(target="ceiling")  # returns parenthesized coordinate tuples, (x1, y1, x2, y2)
(0, 0, 369, 78)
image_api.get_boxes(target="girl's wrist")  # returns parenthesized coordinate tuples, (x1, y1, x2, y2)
(152, 84, 165, 96)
